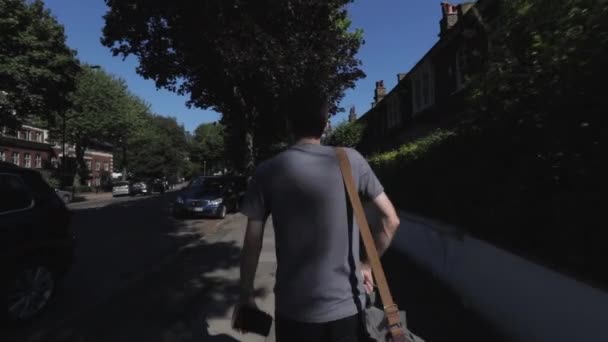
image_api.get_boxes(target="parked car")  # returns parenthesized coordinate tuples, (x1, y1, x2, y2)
(112, 181, 130, 197)
(173, 177, 239, 219)
(55, 189, 73, 204)
(129, 181, 149, 196)
(151, 179, 166, 194)
(0, 162, 74, 322)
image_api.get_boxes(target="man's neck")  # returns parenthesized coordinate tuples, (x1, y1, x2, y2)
(296, 137, 321, 145)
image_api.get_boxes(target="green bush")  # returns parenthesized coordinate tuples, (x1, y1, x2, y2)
(38, 169, 61, 189)
(370, 124, 606, 289)
(325, 121, 365, 148)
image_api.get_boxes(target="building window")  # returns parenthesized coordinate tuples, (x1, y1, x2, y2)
(413, 78, 422, 111)
(35, 132, 42, 142)
(24, 153, 31, 168)
(51, 157, 58, 168)
(25, 130, 31, 141)
(422, 70, 430, 106)
(455, 48, 468, 89)
(95, 161, 101, 171)
(86, 160, 92, 170)
(412, 62, 435, 115)
(12, 152, 20, 166)
(104, 162, 109, 172)
(0, 151, 4, 162)
(35, 154, 42, 168)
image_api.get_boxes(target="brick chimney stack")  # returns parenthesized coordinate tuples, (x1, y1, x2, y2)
(348, 106, 357, 123)
(374, 80, 386, 105)
(440, 2, 459, 36)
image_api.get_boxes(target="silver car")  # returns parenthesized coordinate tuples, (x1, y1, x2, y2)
(112, 181, 130, 197)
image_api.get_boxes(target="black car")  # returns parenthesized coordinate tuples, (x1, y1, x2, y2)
(0, 162, 74, 322)
(173, 176, 239, 219)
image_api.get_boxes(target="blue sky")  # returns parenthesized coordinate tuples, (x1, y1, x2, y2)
(43, 0, 458, 132)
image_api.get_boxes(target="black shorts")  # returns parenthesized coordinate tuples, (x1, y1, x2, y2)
(275, 314, 367, 342)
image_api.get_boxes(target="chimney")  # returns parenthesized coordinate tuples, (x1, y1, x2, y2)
(397, 73, 407, 82)
(374, 80, 386, 105)
(440, 3, 459, 36)
(348, 106, 357, 123)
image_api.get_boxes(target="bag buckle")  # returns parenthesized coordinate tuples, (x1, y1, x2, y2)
(383, 304, 398, 313)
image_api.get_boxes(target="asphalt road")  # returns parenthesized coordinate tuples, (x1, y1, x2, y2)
(1, 189, 226, 342)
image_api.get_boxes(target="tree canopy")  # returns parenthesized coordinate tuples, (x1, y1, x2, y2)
(124, 114, 191, 180)
(101, 0, 364, 170)
(63, 66, 148, 183)
(324, 120, 365, 148)
(190, 122, 224, 174)
(0, 0, 80, 129)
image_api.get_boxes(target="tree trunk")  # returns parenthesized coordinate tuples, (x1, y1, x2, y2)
(75, 143, 89, 186)
(245, 130, 255, 175)
(122, 144, 127, 181)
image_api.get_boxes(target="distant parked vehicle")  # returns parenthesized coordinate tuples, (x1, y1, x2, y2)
(129, 181, 149, 196)
(55, 189, 73, 204)
(151, 179, 166, 194)
(0, 162, 74, 322)
(112, 181, 130, 197)
(173, 176, 239, 219)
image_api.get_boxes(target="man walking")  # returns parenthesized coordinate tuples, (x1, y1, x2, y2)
(237, 87, 401, 342)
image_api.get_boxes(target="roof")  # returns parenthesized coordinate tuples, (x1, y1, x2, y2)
(358, 0, 483, 123)
(0, 135, 56, 152)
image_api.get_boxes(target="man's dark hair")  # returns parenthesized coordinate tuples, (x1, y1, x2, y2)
(287, 85, 330, 139)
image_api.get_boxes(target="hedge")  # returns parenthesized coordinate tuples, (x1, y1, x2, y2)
(368, 126, 606, 289)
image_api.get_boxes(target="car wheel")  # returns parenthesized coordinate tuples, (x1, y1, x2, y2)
(218, 205, 227, 219)
(3, 264, 56, 322)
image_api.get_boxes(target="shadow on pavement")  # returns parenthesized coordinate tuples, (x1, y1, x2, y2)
(1, 191, 248, 342)
(40, 234, 248, 342)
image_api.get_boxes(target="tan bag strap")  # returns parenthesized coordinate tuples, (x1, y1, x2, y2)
(336, 148, 407, 341)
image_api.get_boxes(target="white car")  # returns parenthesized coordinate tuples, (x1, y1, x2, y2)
(112, 181, 131, 197)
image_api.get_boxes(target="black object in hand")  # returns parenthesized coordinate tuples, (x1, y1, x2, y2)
(232, 305, 273, 337)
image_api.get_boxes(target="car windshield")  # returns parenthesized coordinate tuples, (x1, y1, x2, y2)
(188, 181, 224, 198)
(189, 177, 207, 187)
(114, 181, 129, 187)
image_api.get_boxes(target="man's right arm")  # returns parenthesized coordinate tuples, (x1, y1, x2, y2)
(361, 192, 400, 293)
(370, 192, 400, 257)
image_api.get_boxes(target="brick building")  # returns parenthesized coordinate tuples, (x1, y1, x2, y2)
(0, 125, 113, 187)
(0, 125, 55, 169)
(357, 0, 496, 154)
(52, 142, 114, 187)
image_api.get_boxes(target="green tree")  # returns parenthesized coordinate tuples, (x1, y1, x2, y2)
(125, 114, 190, 180)
(0, 0, 80, 128)
(191, 122, 224, 175)
(324, 121, 364, 148)
(63, 66, 144, 184)
(101, 0, 364, 172)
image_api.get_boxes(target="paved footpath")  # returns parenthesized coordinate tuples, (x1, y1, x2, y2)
(37, 213, 505, 342)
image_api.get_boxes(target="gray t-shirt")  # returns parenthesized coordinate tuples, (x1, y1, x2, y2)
(241, 143, 384, 323)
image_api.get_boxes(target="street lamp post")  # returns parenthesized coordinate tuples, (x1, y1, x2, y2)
(203, 160, 207, 176)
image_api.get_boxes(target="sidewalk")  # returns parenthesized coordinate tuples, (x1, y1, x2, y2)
(39, 213, 276, 342)
(77, 191, 113, 202)
(39, 212, 503, 342)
